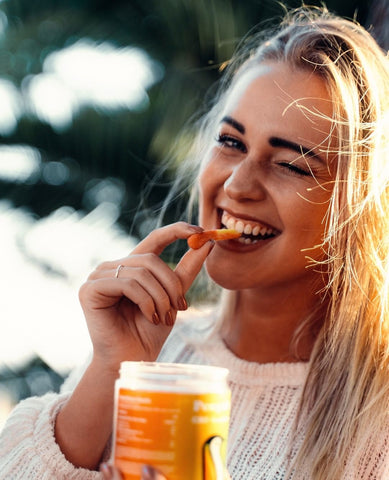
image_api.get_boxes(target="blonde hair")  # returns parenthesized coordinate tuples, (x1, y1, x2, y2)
(167, 6, 389, 478)
(247, 8, 389, 479)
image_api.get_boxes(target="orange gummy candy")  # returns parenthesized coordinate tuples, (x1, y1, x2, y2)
(187, 229, 241, 249)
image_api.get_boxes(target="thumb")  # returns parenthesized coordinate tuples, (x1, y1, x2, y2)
(100, 463, 124, 479)
(141, 465, 167, 480)
(174, 240, 214, 293)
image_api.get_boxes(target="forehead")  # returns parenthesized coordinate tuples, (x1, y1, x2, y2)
(221, 62, 336, 152)
(224, 62, 333, 114)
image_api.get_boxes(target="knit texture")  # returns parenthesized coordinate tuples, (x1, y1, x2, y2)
(159, 312, 308, 480)
(0, 311, 388, 479)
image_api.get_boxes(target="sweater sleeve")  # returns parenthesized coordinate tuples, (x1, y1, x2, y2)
(0, 392, 102, 480)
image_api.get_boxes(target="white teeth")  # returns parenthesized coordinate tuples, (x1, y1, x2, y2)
(221, 211, 277, 239)
(239, 236, 258, 245)
(235, 221, 245, 233)
(244, 224, 252, 235)
(252, 225, 260, 236)
(226, 218, 235, 230)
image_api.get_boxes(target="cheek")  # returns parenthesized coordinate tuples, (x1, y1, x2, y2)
(286, 183, 331, 227)
(198, 170, 211, 225)
(292, 198, 330, 256)
(198, 160, 225, 224)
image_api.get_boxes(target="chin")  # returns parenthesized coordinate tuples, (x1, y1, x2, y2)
(205, 264, 248, 291)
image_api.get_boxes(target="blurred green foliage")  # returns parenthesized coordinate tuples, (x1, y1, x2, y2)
(0, 0, 376, 240)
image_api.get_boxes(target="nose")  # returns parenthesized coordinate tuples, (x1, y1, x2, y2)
(224, 157, 266, 202)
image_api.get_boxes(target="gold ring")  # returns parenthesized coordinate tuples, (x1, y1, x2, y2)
(115, 264, 124, 278)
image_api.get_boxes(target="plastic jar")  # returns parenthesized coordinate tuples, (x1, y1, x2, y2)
(112, 361, 231, 480)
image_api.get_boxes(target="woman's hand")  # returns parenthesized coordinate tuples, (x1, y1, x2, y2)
(54, 222, 214, 470)
(79, 222, 213, 370)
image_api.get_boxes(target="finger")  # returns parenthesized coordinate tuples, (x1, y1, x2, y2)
(90, 258, 187, 313)
(128, 258, 187, 312)
(118, 267, 177, 325)
(100, 463, 124, 480)
(89, 223, 203, 279)
(141, 465, 167, 480)
(132, 222, 203, 256)
(80, 277, 159, 325)
(88, 223, 202, 278)
(174, 240, 214, 293)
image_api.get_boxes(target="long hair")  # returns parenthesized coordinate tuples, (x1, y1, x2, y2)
(246, 8, 389, 479)
(167, 6, 389, 478)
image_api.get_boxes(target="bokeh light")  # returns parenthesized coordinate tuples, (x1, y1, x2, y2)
(25, 40, 164, 131)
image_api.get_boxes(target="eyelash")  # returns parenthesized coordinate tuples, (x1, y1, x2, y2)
(216, 134, 247, 153)
(276, 162, 311, 177)
(216, 133, 312, 177)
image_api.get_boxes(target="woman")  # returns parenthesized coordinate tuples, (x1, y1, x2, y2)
(1, 6, 388, 479)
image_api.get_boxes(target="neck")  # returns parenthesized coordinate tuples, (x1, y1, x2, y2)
(219, 285, 324, 364)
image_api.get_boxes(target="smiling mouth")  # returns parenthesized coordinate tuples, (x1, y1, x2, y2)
(221, 211, 280, 245)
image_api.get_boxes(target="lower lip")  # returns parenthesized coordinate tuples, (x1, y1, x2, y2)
(216, 236, 276, 252)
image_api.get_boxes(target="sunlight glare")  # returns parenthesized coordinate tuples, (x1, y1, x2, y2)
(0, 145, 41, 182)
(25, 39, 164, 131)
(0, 80, 22, 135)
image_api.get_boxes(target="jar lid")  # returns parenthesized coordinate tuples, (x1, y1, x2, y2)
(119, 361, 229, 384)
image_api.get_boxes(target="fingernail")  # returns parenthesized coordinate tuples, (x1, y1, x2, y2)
(152, 312, 160, 325)
(177, 296, 188, 310)
(142, 465, 154, 480)
(188, 224, 203, 231)
(165, 310, 174, 326)
(100, 463, 111, 478)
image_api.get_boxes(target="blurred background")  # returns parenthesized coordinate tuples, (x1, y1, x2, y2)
(0, 0, 388, 429)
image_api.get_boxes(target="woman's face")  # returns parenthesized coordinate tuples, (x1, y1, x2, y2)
(199, 62, 337, 291)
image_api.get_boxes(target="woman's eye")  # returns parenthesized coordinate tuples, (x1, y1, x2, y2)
(216, 134, 247, 153)
(277, 161, 311, 177)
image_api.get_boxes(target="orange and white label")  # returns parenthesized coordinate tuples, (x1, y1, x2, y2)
(113, 388, 231, 480)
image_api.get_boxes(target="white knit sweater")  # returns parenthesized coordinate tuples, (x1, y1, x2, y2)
(0, 312, 388, 479)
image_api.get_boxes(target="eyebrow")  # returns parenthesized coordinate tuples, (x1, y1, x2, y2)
(220, 116, 324, 164)
(269, 137, 325, 163)
(221, 115, 245, 134)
